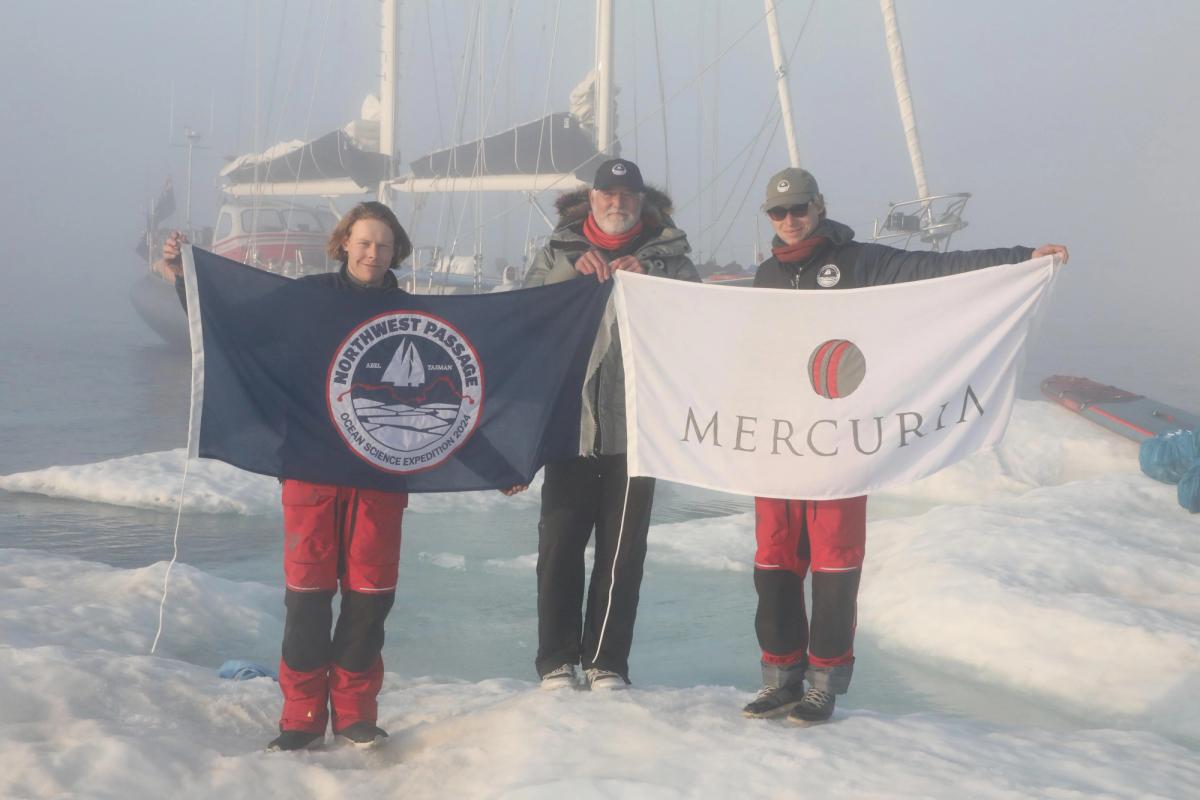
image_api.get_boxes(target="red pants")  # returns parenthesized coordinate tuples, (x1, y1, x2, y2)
(753, 496, 866, 670)
(278, 480, 407, 733)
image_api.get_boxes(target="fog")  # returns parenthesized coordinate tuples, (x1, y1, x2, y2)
(1, 0, 1196, 407)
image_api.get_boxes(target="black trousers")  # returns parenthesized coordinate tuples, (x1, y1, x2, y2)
(535, 454, 656, 680)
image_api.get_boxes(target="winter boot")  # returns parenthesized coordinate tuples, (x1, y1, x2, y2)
(742, 661, 806, 719)
(540, 663, 579, 691)
(585, 668, 627, 691)
(336, 721, 389, 747)
(266, 729, 324, 752)
(787, 686, 836, 726)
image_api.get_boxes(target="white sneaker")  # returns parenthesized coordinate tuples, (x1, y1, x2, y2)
(540, 663, 579, 691)
(585, 668, 627, 691)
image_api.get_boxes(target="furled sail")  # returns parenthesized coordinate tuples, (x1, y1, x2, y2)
(219, 97, 391, 190)
(407, 112, 602, 180)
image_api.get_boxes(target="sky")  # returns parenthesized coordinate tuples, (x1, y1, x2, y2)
(1, 0, 1196, 403)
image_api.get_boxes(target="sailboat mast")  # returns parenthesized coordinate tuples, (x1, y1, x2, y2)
(764, 0, 800, 168)
(880, 0, 929, 201)
(379, 0, 399, 202)
(595, 0, 615, 155)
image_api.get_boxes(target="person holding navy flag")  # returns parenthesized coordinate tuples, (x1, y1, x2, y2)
(523, 158, 700, 691)
(163, 202, 415, 750)
(743, 167, 1068, 724)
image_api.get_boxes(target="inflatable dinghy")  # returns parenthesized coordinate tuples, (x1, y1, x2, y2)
(1040, 375, 1200, 443)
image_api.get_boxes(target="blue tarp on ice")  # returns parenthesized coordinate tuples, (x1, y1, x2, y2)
(1139, 428, 1200, 512)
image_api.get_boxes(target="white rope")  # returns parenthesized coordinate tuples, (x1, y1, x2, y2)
(591, 472, 633, 664)
(150, 453, 191, 655)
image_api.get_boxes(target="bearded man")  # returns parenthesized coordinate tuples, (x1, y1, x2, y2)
(523, 158, 699, 691)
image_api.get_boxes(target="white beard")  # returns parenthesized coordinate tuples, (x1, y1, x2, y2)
(595, 212, 638, 235)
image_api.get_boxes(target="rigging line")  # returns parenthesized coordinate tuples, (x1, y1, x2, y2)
(473, 0, 487, 272)
(278, 0, 325, 256)
(525, 3, 777, 203)
(446, 0, 488, 259)
(264, 0, 313, 179)
(424, 0, 448, 147)
(150, 451, 191, 655)
(650, 0, 669, 191)
(788, 0, 819, 66)
(449, 0, 522, 259)
(524, 0, 563, 256)
(434, 0, 482, 256)
(438, 4, 786, 239)
(696, 5, 704, 261)
(707, 105, 779, 233)
(631, 11, 639, 162)
(612, 7, 773, 154)
(426, 0, 481, 263)
(236, 1, 251, 153)
(451, 1, 481, 163)
(252, 0, 292, 224)
(676, 103, 779, 214)
(700, 0, 817, 261)
(710, 111, 782, 260)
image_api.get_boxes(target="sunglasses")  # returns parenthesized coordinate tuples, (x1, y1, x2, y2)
(766, 203, 811, 221)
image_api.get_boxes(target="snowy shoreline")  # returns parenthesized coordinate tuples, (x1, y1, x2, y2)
(2, 550, 1197, 799)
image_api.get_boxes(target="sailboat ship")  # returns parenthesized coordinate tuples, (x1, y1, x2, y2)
(133, 0, 964, 344)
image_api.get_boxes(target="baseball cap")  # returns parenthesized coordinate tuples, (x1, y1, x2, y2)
(762, 167, 820, 210)
(593, 158, 645, 192)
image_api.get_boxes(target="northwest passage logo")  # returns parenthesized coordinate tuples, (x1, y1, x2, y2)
(328, 311, 483, 473)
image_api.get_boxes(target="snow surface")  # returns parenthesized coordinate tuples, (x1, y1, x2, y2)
(2, 400, 1199, 798)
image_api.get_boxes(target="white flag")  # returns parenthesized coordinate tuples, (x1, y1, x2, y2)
(612, 257, 1059, 499)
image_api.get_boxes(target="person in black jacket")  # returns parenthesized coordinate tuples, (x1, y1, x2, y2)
(742, 167, 1067, 725)
(163, 203, 415, 751)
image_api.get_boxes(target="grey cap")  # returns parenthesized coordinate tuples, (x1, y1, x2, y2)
(762, 167, 820, 210)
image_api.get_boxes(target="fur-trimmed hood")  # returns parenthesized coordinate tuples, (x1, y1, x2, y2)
(553, 186, 677, 231)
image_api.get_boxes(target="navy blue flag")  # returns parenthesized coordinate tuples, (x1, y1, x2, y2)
(183, 247, 612, 492)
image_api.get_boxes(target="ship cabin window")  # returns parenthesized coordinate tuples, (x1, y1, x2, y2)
(244, 209, 287, 233)
(316, 209, 337, 231)
(215, 212, 234, 241)
(283, 209, 326, 233)
(238, 208, 328, 235)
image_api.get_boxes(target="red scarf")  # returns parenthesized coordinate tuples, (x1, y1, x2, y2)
(771, 235, 828, 264)
(583, 213, 644, 251)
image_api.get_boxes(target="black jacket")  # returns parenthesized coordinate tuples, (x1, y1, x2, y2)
(175, 262, 401, 309)
(753, 219, 1034, 290)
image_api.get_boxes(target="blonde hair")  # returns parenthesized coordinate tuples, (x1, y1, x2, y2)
(326, 201, 412, 267)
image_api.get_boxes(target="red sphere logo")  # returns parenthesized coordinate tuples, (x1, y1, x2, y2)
(808, 339, 866, 399)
